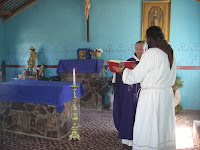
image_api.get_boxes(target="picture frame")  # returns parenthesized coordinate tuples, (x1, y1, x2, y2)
(77, 48, 91, 59)
(78, 50, 87, 59)
(141, 1, 171, 42)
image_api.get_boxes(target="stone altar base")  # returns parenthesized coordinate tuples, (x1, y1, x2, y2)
(62, 72, 103, 110)
(0, 99, 80, 139)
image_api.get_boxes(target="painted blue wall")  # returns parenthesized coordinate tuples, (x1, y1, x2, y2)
(3, 0, 144, 79)
(1, 0, 200, 110)
(170, 0, 200, 110)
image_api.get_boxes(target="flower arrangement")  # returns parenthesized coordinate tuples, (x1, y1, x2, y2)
(94, 48, 103, 53)
(90, 48, 103, 59)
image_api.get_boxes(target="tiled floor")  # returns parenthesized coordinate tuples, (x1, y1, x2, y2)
(175, 111, 200, 150)
(0, 109, 200, 150)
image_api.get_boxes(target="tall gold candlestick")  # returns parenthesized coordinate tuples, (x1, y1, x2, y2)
(68, 83, 80, 141)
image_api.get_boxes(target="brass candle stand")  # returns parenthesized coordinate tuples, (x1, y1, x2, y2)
(68, 83, 80, 141)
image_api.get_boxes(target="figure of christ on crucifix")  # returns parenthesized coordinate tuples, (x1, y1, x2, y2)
(85, 0, 90, 42)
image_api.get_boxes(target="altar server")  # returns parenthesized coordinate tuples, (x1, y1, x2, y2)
(113, 26, 176, 149)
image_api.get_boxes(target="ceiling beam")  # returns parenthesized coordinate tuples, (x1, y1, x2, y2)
(0, 10, 11, 15)
(3, 0, 37, 22)
(0, 0, 7, 6)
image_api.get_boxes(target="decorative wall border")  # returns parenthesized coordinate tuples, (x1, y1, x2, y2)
(176, 66, 200, 70)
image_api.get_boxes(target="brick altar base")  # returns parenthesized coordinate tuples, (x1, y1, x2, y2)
(0, 99, 80, 139)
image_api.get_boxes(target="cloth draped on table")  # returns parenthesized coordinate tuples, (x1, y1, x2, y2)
(0, 78, 84, 113)
(113, 55, 140, 141)
(56, 59, 103, 75)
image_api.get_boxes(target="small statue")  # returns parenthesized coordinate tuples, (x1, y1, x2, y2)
(40, 64, 45, 77)
(27, 46, 37, 69)
(90, 50, 95, 59)
(35, 67, 40, 77)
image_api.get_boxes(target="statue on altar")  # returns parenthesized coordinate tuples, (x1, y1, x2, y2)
(27, 46, 37, 75)
(40, 64, 45, 77)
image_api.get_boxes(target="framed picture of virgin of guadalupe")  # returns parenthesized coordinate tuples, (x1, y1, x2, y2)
(141, 1, 171, 42)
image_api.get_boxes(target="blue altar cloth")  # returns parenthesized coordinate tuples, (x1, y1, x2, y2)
(0, 78, 84, 113)
(56, 59, 103, 75)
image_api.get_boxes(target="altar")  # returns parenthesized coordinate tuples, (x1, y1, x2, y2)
(0, 79, 84, 139)
(57, 59, 105, 109)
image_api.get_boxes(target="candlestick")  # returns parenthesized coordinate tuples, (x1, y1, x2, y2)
(73, 68, 76, 85)
(69, 84, 80, 141)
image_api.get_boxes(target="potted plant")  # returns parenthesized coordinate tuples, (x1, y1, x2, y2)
(96, 76, 113, 94)
(96, 67, 114, 109)
(172, 75, 184, 113)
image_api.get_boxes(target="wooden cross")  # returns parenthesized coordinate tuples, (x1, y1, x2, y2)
(85, 0, 90, 42)
(87, 16, 89, 42)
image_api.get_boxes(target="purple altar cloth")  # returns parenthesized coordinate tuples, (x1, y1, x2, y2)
(0, 78, 84, 113)
(56, 59, 103, 75)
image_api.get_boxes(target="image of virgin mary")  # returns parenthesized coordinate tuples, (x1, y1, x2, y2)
(148, 6, 164, 30)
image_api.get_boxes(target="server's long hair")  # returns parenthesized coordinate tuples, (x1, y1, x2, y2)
(146, 26, 173, 69)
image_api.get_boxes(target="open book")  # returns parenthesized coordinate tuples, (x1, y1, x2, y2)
(108, 59, 136, 73)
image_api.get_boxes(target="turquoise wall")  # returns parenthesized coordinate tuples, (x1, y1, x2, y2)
(1, 0, 200, 110)
(170, 0, 200, 110)
(3, 0, 143, 79)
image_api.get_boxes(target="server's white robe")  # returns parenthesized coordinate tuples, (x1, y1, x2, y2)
(122, 48, 176, 150)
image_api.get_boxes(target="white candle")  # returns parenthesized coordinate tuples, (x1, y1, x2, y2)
(73, 68, 76, 85)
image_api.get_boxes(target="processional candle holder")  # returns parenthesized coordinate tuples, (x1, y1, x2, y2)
(69, 69, 80, 141)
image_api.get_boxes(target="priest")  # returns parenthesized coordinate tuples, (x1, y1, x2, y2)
(113, 41, 146, 146)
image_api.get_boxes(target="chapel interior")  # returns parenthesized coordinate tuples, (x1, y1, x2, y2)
(0, 0, 200, 150)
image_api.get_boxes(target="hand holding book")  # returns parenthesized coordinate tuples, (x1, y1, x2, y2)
(108, 60, 137, 73)
(113, 65, 125, 73)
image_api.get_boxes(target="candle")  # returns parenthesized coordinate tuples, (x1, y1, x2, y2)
(73, 68, 76, 85)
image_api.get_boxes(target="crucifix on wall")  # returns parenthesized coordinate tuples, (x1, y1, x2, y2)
(85, 0, 90, 42)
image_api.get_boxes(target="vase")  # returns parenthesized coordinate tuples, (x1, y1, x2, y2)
(174, 90, 181, 107)
(108, 93, 114, 109)
(95, 52, 102, 59)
